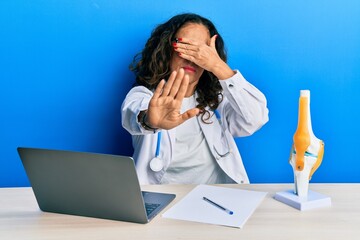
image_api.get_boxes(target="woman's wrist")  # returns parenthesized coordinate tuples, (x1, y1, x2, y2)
(139, 110, 158, 132)
(212, 62, 235, 80)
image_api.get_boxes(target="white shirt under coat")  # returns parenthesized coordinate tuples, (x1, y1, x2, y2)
(121, 70, 269, 184)
(160, 95, 228, 184)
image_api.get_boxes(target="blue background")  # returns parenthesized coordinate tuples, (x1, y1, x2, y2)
(1, 1, 359, 187)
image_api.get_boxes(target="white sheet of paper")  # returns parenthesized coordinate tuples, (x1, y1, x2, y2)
(162, 185, 267, 228)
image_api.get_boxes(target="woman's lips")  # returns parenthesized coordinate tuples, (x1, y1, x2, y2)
(183, 66, 196, 73)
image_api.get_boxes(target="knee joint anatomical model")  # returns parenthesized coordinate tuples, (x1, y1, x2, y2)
(289, 90, 324, 198)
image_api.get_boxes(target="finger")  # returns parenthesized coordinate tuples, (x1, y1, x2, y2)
(174, 43, 194, 56)
(210, 34, 217, 49)
(173, 43, 195, 62)
(172, 108, 200, 127)
(153, 79, 165, 99)
(162, 70, 177, 96)
(169, 68, 185, 97)
(175, 37, 193, 45)
(174, 38, 198, 50)
(174, 72, 189, 100)
(181, 108, 201, 122)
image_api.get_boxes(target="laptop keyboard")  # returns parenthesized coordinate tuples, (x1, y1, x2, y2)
(145, 203, 161, 216)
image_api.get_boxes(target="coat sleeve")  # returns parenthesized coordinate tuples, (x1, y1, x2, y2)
(218, 70, 269, 137)
(121, 86, 158, 135)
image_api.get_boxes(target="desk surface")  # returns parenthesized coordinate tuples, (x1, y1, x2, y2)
(0, 184, 359, 240)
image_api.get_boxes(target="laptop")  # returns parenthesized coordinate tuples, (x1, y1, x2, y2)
(17, 147, 176, 223)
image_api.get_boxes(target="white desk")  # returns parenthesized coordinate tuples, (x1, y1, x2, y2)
(0, 184, 359, 240)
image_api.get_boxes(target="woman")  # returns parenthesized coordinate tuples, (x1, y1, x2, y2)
(121, 13, 269, 184)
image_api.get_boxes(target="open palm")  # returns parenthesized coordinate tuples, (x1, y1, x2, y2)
(146, 69, 200, 130)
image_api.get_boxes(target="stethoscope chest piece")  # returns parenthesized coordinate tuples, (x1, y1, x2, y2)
(150, 157, 163, 172)
(149, 131, 163, 172)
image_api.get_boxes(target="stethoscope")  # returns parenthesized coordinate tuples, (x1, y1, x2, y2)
(149, 131, 163, 172)
(149, 110, 232, 172)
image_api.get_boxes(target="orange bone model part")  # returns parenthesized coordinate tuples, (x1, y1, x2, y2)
(309, 140, 324, 179)
(293, 96, 310, 171)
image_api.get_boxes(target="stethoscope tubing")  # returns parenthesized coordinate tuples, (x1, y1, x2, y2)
(155, 131, 162, 157)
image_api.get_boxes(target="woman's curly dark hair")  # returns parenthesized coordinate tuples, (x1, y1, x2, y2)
(130, 13, 227, 123)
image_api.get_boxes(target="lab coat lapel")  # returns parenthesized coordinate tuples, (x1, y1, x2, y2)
(197, 110, 215, 154)
(197, 108, 228, 160)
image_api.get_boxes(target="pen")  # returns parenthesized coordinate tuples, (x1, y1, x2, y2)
(202, 197, 234, 215)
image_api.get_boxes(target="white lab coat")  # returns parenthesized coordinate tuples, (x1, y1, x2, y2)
(121, 70, 269, 184)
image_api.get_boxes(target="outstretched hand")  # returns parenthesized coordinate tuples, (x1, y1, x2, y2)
(145, 68, 200, 130)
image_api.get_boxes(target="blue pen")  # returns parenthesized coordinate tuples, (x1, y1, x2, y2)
(203, 197, 234, 215)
